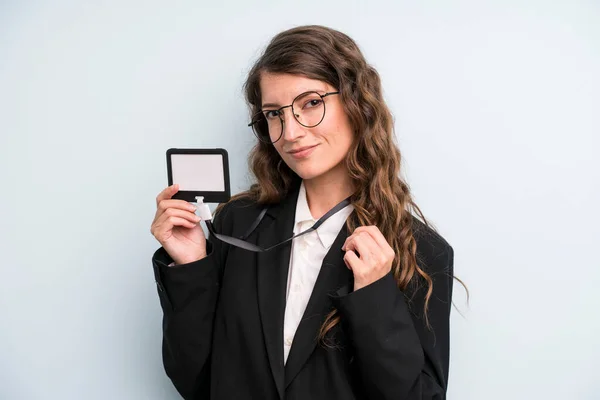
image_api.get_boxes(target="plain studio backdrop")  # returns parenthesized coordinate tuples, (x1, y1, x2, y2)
(1, 1, 598, 399)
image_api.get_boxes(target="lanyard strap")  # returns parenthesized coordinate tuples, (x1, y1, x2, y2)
(205, 196, 352, 253)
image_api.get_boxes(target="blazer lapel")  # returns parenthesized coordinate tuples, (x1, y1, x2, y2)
(283, 223, 353, 388)
(256, 181, 301, 400)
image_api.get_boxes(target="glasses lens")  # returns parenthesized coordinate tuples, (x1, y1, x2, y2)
(292, 92, 326, 127)
(251, 112, 282, 143)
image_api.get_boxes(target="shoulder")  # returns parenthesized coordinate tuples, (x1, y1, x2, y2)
(212, 195, 266, 235)
(214, 195, 259, 220)
(410, 215, 454, 276)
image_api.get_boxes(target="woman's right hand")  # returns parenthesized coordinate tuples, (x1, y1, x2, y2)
(151, 184, 207, 265)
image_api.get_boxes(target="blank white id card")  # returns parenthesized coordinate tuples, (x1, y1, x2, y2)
(166, 148, 231, 203)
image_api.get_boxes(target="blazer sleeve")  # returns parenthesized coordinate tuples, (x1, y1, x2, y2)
(331, 242, 454, 400)
(152, 205, 231, 400)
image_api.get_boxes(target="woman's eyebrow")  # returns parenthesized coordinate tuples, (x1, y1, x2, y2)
(261, 102, 281, 109)
(261, 89, 327, 108)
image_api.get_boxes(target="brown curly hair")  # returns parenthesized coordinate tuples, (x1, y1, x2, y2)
(216, 25, 444, 341)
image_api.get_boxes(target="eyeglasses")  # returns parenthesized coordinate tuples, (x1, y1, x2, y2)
(248, 91, 340, 144)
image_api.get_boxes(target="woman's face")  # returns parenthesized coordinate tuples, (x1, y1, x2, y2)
(259, 72, 354, 182)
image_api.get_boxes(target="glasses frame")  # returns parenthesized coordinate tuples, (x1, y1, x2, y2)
(248, 91, 340, 144)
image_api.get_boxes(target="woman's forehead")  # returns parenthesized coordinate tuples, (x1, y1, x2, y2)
(259, 72, 332, 106)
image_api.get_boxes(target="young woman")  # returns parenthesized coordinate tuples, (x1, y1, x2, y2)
(150, 25, 455, 400)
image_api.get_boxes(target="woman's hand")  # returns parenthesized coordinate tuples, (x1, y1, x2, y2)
(342, 226, 395, 291)
(150, 184, 208, 265)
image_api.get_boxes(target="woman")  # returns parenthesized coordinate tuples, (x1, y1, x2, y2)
(150, 25, 455, 400)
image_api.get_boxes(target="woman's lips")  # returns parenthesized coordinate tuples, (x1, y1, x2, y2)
(289, 145, 318, 159)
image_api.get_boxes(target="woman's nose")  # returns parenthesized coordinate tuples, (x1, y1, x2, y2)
(281, 108, 305, 141)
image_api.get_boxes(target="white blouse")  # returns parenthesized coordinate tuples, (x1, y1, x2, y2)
(283, 181, 354, 364)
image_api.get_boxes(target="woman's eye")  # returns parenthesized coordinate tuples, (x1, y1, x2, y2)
(264, 110, 280, 119)
(304, 99, 323, 109)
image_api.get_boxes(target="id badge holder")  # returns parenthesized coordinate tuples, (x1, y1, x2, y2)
(166, 148, 231, 207)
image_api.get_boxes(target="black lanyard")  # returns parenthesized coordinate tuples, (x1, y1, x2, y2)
(205, 196, 352, 253)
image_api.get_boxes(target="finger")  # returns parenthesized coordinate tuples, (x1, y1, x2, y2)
(353, 226, 389, 250)
(153, 214, 199, 236)
(155, 198, 197, 220)
(343, 226, 381, 250)
(156, 184, 179, 207)
(346, 232, 380, 262)
(151, 214, 198, 239)
(343, 249, 362, 271)
(162, 207, 201, 224)
(342, 233, 360, 253)
(353, 226, 395, 258)
(155, 207, 201, 228)
(342, 232, 360, 251)
(344, 230, 375, 252)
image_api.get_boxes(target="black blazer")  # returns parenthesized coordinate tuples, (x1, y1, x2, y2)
(152, 181, 454, 400)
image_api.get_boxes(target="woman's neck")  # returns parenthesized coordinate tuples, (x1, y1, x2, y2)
(303, 171, 354, 220)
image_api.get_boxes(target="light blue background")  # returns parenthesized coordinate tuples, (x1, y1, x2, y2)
(1, 1, 599, 399)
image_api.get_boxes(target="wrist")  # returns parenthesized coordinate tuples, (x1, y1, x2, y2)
(173, 252, 207, 266)
(353, 271, 390, 292)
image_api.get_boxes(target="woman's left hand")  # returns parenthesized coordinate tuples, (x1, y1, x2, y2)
(342, 226, 395, 291)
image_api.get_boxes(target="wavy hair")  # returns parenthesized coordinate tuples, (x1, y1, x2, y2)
(216, 25, 451, 342)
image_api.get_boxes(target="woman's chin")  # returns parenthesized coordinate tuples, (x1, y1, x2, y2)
(292, 167, 324, 181)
